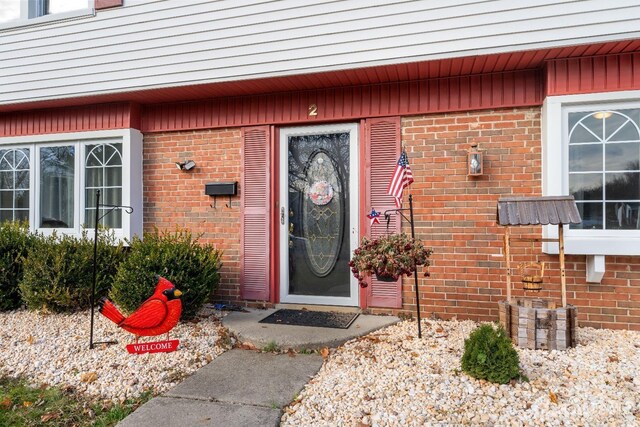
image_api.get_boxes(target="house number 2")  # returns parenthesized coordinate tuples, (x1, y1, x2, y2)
(308, 104, 318, 116)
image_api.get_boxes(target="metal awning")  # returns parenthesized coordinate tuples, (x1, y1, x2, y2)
(496, 196, 582, 226)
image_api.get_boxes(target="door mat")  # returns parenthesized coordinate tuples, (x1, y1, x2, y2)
(259, 309, 359, 329)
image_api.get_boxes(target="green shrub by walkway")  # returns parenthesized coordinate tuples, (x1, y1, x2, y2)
(110, 228, 222, 320)
(20, 230, 124, 312)
(0, 221, 35, 311)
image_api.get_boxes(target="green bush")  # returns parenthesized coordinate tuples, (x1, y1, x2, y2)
(19, 230, 124, 312)
(0, 221, 36, 311)
(110, 229, 222, 320)
(461, 323, 521, 384)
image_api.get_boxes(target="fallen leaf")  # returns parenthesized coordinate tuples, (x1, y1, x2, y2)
(239, 342, 256, 350)
(549, 391, 558, 404)
(287, 348, 296, 358)
(411, 352, 420, 358)
(0, 398, 11, 409)
(80, 372, 98, 383)
(609, 354, 619, 363)
(23, 401, 33, 407)
(27, 335, 34, 345)
(359, 423, 371, 427)
(205, 354, 213, 363)
(41, 413, 59, 422)
(320, 347, 330, 359)
(435, 327, 444, 333)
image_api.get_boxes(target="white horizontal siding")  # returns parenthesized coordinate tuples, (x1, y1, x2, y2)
(1, 0, 640, 106)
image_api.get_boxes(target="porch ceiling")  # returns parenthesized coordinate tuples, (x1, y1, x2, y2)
(1, 39, 639, 114)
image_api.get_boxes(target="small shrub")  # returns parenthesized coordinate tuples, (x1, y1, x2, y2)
(461, 323, 521, 384)
(110, 228, 222, 320)
(20, 230, 124, 312)
(0, 221, 35, 311)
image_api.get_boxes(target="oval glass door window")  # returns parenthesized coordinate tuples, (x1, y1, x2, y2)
(302, 150, 344, 277)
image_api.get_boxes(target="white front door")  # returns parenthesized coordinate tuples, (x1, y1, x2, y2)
(279, 123, 359, 306)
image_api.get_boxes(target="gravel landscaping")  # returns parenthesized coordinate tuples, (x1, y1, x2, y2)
(0, 309, 229, 403)
(3, 309, 640, 426)
(281, 319, 640, 426)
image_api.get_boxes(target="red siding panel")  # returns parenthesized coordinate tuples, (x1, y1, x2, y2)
(240, 126, 271, 301)
(365, 117, 402, 309)
(0, 103, 135, 137)
(546, 52, 640, 96)
(141, 70, 542, 133)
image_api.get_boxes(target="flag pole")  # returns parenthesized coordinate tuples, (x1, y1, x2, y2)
(408, 194, 422, 338)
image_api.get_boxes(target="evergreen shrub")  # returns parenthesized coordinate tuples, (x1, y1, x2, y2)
(0, 221, 35, 311)
(19, 230, 124, 312)
(461, 323, 522, 384)
(110, 229, 222, 320)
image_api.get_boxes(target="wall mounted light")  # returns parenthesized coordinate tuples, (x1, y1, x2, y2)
(468, 144, 483, 176)
(175, 160, 196, 171)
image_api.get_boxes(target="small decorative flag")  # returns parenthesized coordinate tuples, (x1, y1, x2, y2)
(366, 208, 381, 225)
(387, 151, 414, 208)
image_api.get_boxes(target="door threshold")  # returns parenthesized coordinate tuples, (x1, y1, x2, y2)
(275, 303, 361, 314)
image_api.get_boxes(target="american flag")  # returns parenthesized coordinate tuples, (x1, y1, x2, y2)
(386, 151, 414, 208)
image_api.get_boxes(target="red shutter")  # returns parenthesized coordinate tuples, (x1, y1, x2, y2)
(365, 117, 402, 308)
(240, 126, 271, 300)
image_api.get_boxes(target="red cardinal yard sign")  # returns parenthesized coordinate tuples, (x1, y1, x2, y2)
(99, 276, 182, 354)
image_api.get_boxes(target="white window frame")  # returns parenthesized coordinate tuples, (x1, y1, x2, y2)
(542, 90, 640, 256)
(0, 145, 34, 224)
(0, 0, 94, 31)
(0, 129, 143, 242)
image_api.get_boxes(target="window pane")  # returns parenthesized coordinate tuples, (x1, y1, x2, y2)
(105, 166, 122, 186)
(15, 170, 29, 189)
(570, 173, 602, 200)
(569, 144, 602, 172)
(606, 202, 640, 230)
(572, 202, 603, 230)
(605, 143, 640, 171)
(0, 0, 20, 23)
(103, 188, 122, 206)
(105, 143, 123, 166)
(101, 208, 122, 229)
(606, 172, 640, 200)
(15, 190, 29, 209)
(0, 210, 12, 223)
(48, 0, 87, 14)
(569, 113, 603, 143)
(0, 171, 13, 188)
(40, 146, 74, 228)
(85, 190, 97, 209)
(14, 210, 28, 222)
(0, 191, 12, 208)
(86, 168, 103, 188)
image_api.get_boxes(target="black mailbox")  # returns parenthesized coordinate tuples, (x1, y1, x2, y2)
(205, 182, 237, 196)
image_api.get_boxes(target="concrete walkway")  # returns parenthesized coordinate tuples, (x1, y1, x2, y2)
(118, 308, 399, 427)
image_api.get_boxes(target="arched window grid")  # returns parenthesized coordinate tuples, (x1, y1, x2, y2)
(0, 148, 30, 223)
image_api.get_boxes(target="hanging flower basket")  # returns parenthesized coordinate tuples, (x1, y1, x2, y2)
(349, 233, 432, 288)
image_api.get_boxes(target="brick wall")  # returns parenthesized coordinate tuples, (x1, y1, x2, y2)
(142, 109, 640, 330)
(143, 129, 243, 303)
(370, 107, 640, 330)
